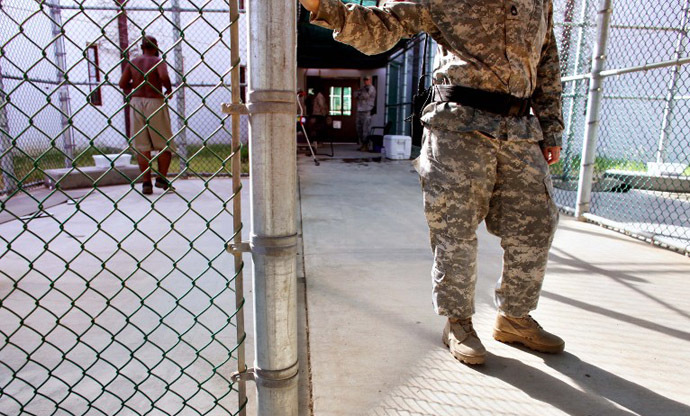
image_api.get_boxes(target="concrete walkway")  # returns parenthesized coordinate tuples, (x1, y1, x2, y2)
(2, 145, 689, 415)
(297, 145, 690, 416)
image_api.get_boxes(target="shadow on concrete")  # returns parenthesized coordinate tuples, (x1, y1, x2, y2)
(542, 291, 690, 341)
(549, 248, 690, 319)
(555, 221, 654, 248)
(367, 345, 684, 416)
(474, 352, 637, 416)
(474, 351, 690, 416)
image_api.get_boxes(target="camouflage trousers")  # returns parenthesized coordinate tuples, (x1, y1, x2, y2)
(415, 128, 559, 319)
(356, 110, 372, 146)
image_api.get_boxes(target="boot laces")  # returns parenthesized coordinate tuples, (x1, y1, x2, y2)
(525, 315, 543, 330)
(458, 318, 477, 336)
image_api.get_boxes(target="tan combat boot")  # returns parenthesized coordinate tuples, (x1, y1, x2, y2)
(442, 318, 486, 365)
(493, 314, 565, 353)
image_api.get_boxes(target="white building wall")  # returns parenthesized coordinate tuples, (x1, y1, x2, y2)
(0, 0, 249, 155)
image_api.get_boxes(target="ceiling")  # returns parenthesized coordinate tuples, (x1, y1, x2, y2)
(297, 5, 407, 69)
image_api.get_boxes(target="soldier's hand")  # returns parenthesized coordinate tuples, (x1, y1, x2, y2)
(542, 146, 561, 165)
(299, 0, 320, 13)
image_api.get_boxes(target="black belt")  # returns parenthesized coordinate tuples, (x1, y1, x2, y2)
(433, 85, 532, 117)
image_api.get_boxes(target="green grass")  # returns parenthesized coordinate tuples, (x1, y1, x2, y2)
(0, 144, 249, 191)
(549, 156, 689, 178)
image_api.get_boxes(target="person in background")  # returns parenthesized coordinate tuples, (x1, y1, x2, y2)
(310, 84, 329, 147)
(118, 35, 175, 195)
(299, 0, 564, 365)
(355, 75, 376, 151)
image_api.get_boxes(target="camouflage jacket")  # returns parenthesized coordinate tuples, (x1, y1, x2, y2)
(311, 0, 564, 147)
(355, 84, 377, 112)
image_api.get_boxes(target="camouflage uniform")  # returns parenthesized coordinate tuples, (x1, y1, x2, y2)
(355, 83, 377, 146)
(311, 0, 563, 318)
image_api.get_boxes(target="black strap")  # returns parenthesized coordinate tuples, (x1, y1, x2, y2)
(433, 85, 532, 117)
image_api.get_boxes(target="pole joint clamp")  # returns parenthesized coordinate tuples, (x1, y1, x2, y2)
(226, 241, 251, 254)
(250, 233, 298, 256)
(221, 103, 250, 115)
(231, 361, 299, 388)
(247, 90, 296, 115)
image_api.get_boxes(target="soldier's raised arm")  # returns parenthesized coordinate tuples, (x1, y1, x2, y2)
(301, 0, 434, 56)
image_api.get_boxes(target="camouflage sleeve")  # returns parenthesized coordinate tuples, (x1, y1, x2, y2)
(310, 0, 433, 56)
(531, 2, 564, 148)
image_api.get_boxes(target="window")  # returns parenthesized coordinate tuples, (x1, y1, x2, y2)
(86, 44, 102, 106)
(239, 65, 247, 102)
(329, 87, 351, 116)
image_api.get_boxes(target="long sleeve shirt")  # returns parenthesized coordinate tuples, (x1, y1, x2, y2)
(310, 0, 564, 147)
(355, 84, 377, 112)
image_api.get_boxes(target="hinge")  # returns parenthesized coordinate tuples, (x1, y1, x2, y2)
(226, 241, 251, 254)
(231, 367, 255, 383)
(221, 103, 250, 115)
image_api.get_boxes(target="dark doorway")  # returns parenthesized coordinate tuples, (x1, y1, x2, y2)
(307, 76, 361, 143)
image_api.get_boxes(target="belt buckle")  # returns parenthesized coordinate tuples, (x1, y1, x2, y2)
(507, 100, 528, 117)
(506, 102, 520, 117)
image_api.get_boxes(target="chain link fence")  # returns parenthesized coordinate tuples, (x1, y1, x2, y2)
(552, 0, 690, 254)
(0, 0, 249, 192)
(381, 0, 689, 255)
(1, 0, 248, 414)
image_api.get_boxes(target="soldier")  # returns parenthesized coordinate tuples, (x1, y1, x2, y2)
(299, 0, 565, 365)
(355, 75, 377, 150)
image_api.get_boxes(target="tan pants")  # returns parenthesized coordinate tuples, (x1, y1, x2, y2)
(416, 128, 559, 319)
(130, 97, 175, 152)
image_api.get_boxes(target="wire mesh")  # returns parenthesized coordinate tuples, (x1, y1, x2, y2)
(376, 0, 690, 253)
(589, 0, 690, 250)
(552, 0, 690, 252)
(551, 0, 597, 201)
(1, 0, 248, 414)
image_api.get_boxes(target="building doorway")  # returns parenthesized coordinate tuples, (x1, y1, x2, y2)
(307, 76, 361, 143)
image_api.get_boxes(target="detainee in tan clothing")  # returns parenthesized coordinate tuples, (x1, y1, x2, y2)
(118, 35, 175, 195)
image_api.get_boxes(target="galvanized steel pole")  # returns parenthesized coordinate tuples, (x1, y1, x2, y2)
(47, 0, 75, 167)
(656, 0, 689, 164)
(247, 0, 299, 414)
(0, 57, 15, 193)
(171, 0, 188, 174)
(575, 0, 613, 219)
(115, 0, 131, 138)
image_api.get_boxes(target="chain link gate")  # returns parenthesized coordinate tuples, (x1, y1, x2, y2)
(1, 0, 249, 414)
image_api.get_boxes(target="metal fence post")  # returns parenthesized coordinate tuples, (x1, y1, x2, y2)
(115, 0, 131, 138)
(171, 0, 188, 174)
(0, 57, 15, 193)
(228, 0, 247, 413)
(656, 0, 689, 164)
(575, 0, 613, 219)
(561, 0, 590, 181)
(247, 0, 299, 414)
(47, 0, 74, 167)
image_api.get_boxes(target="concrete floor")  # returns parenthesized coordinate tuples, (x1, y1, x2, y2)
(0, 180, 257, 415)
(298, 145, 690, 416)
(1, 144, 689, 415)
